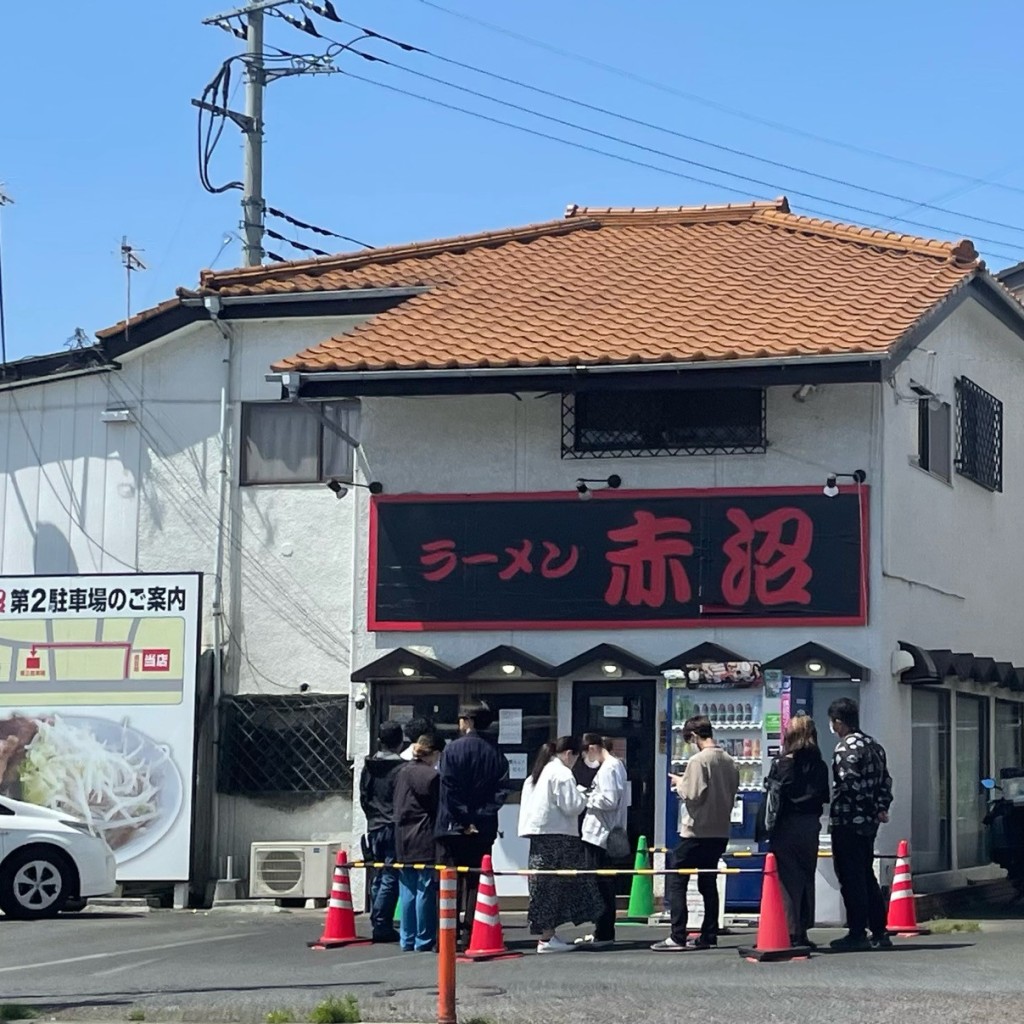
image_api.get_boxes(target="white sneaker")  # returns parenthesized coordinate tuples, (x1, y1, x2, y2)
(537, 935, 578, 954)
(574, 933, 614, 949)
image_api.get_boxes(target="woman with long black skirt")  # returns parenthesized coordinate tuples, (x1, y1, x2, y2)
(764, 714, 831, 948)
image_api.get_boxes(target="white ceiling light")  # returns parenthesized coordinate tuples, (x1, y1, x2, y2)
(499, 663, 522, 677)
(601, 662, 622, 677)
(398, 665, 416, 677)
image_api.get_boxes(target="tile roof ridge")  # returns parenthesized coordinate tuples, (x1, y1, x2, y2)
(199, 217, 594, 290)
(754, 208, 980, 266)
(564, 196, 790, 225)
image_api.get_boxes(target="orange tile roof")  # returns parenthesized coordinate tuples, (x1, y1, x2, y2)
(208, 197, 986, 374)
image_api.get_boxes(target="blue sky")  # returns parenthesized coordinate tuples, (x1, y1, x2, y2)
(1, 0, 1022, 361)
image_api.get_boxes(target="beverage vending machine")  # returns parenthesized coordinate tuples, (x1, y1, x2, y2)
(664, 661, 779, 911)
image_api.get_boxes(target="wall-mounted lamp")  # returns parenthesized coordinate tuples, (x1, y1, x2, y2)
(398, 665, 417, 678)
(792, 384, 817, 403)
(600, 662, 622, 677)
(823, 469, 866, 498)
(576, 474, 622, 501)
(101, 408, 134, 424)
(499, 663, 522, 677)
(326, 478, 384, 500)
(805, 658, 827, 677)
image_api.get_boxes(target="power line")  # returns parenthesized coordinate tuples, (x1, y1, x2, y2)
(266, 205, 373, 248)
(411, 0, 1024, 200)
(333, 21, 1024, 237)
(330, 55, 1023, 258)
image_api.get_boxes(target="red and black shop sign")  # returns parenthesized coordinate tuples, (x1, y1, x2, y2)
(368, 487, 868, 631)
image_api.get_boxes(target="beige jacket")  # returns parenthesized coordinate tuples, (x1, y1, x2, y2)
(676, 745, 739, 839)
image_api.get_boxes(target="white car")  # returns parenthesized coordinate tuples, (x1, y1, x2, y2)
(0, 795, 117, 919)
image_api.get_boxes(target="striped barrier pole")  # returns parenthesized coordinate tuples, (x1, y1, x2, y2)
(438, 868, 457, 1024)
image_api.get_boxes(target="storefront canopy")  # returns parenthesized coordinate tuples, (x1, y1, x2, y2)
(898, 641, 1024, 691)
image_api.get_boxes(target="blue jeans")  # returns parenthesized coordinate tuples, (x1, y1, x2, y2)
(399, 867, 438, 951)
(365, 825, 399, 939)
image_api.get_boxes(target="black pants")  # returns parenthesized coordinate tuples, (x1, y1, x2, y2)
(665, 837, 727, 945)
(582, 841, 616, 941)
(771, 814, 819, 943)
(438, 832, 494, 939)
(831, 825, 886, 938)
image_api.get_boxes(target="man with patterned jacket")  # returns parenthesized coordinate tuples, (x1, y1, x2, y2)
(827, 697, 894, 951)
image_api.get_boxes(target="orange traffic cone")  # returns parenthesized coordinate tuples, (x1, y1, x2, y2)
(886, 840, 930, 937)
(308, 850, 372, 950)
(457, 854, 522, 963)
(738, 853, 812, 962)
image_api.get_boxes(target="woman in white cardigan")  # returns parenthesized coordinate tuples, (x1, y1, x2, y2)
(518, 736, 605, 953)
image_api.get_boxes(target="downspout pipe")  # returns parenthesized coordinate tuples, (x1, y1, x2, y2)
(205, 295, 234, 884)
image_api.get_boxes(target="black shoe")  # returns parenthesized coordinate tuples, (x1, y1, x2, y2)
(372, 930, 400, 944)
(694, 934, 718, 949)
(871, 932, 894, 950)
(829, 933, 872, 952)
(792, 935, 818, 951)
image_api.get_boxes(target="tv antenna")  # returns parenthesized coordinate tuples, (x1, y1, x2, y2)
(120, 236, 147, 335)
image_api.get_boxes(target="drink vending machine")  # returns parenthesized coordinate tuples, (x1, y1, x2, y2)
(663, 663, 786, 911)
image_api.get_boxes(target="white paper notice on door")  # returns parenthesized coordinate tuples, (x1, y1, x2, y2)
(603, 705, 628, 718)
(498, 708, 523, 745)
(730, 797, 744, 824)
(507, 752, 528, 780)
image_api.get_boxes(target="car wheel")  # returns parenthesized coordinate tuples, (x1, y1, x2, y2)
(0, 847, 74, 920)
(63, 897, 88, 913)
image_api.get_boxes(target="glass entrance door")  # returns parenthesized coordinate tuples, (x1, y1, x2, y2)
(571, 680, 657, 879)
(956, 694, 988, 868)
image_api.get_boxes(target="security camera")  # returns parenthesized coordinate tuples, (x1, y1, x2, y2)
(353, 685, 368, 711)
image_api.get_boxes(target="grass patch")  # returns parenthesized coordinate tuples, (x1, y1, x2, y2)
(266, 1012, 294, 1024)
(309, 995, 360, 1024)
(0, 1006, 39, 1021)
(926, 918, 981, 934)
(127, 1011, 145, 1022)
(461, 1018, 497, 1024)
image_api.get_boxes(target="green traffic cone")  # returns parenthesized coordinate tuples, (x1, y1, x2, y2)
(626, 835, 654, 920)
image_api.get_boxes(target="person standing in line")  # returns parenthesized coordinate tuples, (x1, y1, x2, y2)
(435, 701, 509, 944)
(393, 733, 445, 952)
(762, 714, 831, 949)
(518, 736, 605, 954)
(401, 716, 439, 765)
(827, 697, 894, 951)
(359, 720, 404, 942)
(651, 715, 738, 952)
(578, 733, 628, 949)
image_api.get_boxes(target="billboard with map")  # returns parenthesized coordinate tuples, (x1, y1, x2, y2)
(0, 573, 202, 881)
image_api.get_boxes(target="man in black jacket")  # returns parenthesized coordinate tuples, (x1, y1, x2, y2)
(360, 721, 404, 942)
(435, 701, 509, 943)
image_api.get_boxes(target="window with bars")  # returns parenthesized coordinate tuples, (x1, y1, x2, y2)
(955, 377, 1002, 492)
(218, 694, 351, 795)
(241, 401, 359, 485)
(562, 388, 766, 458)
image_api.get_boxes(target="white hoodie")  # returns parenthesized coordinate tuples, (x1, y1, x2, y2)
(518, 757, 588, 837)
(581, 754, 628, 849)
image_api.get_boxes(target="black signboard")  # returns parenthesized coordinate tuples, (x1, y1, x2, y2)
(369, 487, 867, 630)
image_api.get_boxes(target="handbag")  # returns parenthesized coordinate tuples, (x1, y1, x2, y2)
(606, 825, 631, 860)
(755, 776, 784, 843)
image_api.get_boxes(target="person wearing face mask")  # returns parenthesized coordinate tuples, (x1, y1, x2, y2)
(577, 733, 629, 948)
(518, 737, 605, 953)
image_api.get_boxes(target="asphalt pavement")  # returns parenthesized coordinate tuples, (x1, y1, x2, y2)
(0, 908, 1021, 1024)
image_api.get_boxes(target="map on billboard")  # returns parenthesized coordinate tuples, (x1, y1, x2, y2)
(0, 573, 201, 881)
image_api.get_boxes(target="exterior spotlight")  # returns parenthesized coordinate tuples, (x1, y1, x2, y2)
(576, 475, 622, 500)
(326, 478, 384, 499)
(805, 658, 827, 677)
(499, 663, 522, 677)
(398, 665, 416, 677)
(823, 469, 866, 498)
(601, 662, 622, 677)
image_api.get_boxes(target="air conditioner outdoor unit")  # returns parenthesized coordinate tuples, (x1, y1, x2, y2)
(249, 841, 342, 899)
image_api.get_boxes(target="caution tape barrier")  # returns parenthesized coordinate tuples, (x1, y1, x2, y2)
(648, 847, 899, 859)
(350, 861, 758, 875)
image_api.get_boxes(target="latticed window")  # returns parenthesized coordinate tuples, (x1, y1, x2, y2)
(218, 694, 351, 794)
(955, 377, 1002, 492)
(562, 388, 766, 458)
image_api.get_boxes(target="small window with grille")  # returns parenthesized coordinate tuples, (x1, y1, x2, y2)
(241, 401, 359, 485)
(562, 387, 766, 458)
(218, 694, 351, 794)
(955, 377, 1002, 492)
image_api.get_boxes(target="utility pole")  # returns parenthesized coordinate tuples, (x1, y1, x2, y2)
(0, 185, 12, 374)
(197, 0, 343, 267)
(241, 7, 265, 267)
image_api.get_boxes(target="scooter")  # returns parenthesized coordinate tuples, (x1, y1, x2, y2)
(982, 771, 1024, 896)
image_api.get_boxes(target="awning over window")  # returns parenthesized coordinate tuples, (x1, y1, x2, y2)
(898, 641, 1024, 692)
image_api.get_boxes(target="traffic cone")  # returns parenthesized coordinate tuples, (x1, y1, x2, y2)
(886, 840, 930, 937)
(626, 835, 655, 920)
(738, 853, 811, 962)
(458, 854, 522, 963)
(308, 850, 372, 950)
